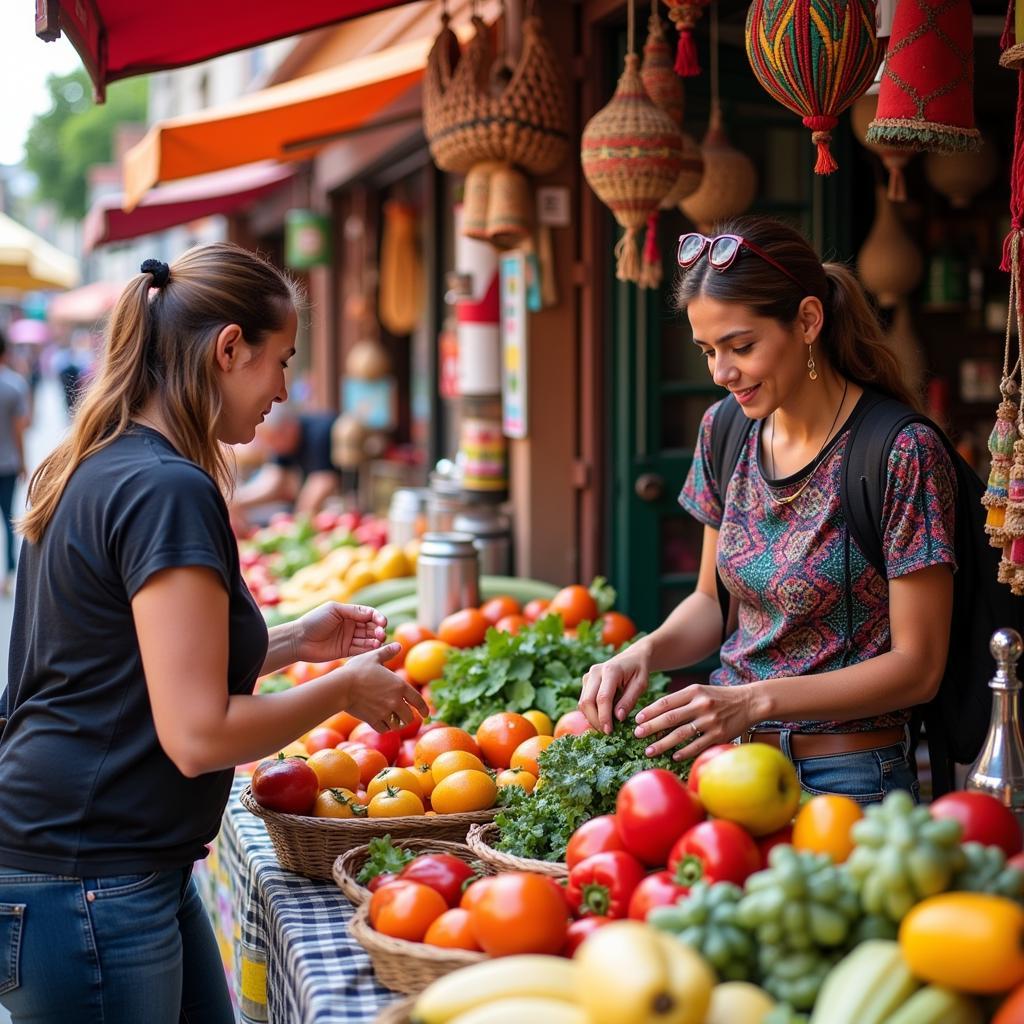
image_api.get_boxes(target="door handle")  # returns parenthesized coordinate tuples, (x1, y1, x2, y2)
(635, 473, 665, 502)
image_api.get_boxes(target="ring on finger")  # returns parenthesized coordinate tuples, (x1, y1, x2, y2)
(690, 722, 702, 740)
(386, 711, 403, 730)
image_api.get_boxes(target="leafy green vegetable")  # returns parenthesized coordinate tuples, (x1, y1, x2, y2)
(256, 674, 294, 694)
(492, 719, 690, 862)
(589, 575, 617, 614)
(355, 834, 414, 884)
(430, 615, 668, 733)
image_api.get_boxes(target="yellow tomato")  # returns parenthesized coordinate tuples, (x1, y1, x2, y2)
(367, 786, 425, 818)
(306, 748, 360, 792)
(430, 769, 498, 814)
(366, 766, 423, 801)
(523, 710, 554, 736)
(496, 768, 537, 793)
(404, 640, 452, 685)
(510, 734, 556, 777)
(414, 762, 437, 801)
(431, 749, 486, 785)
(312, 788, 360, 819)
(791, 795, 863, 863)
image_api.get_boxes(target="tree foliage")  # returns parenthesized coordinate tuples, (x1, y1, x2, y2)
(24, 68, 148, 221)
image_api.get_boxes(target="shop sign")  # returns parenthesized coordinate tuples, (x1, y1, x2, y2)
(285, 209, 332, 269)
(499, 250, 529, 439)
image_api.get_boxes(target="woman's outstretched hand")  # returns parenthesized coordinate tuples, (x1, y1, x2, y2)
(293, 602, 387, 663)
(336, 643, 430, 735)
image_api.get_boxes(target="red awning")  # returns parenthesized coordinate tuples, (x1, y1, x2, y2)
(83, 161, 295, 252)
(35, 0, 421, 99)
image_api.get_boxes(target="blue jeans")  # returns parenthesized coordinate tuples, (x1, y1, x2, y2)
(0, 473, 16, 575)
(0, 864, 234, 1023)
(778, 728, 920, 805)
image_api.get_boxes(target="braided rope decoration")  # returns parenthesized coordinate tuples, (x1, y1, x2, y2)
(745, 0, 884, 175)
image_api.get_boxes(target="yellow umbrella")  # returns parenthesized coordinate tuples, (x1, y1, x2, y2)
(0, 211, 80, 292)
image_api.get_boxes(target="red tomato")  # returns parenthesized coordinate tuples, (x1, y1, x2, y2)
(469, 872, 570, 956)
(599, 611, 638, 648)
(495, 614, 528, 636)
(566, 815, 625, 870)
(993, 981, 1024, 1024)
(930, 792, 1023, 857)
(366, 872, 398, 892)
(396, 738, 418, 768)
(349, 722, 402, 764)
(399, 854, 477, 908)
(480, 596, 522, 624)
(566, 850, 647, 919)
(554, 710, 593, 739)
(686, 744, 735, 794)
(562, 915, 612, 957)
(627, 871, 689, 921)
(667, 820, 762, 888)
(615, 769, 705, 866)
(756, 824, 794, 868)
(549, 585, 599, 628)
(396, 709, 423, 741)
(522, 599, 551, 623)
(437, 608, 490, 649)
(369, 880, 447, 941)
(304, 726, 344, 754)
(251, 757, 319, 814)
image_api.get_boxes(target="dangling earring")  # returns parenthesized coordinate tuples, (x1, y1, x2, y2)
(807, 344, 818, 381)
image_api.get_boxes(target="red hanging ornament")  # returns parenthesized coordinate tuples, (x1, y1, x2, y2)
(663, 0, 712, 77)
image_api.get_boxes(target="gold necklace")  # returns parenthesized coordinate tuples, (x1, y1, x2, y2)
(766, 379, 849, 506)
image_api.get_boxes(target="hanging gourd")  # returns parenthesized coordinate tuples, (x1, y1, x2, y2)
(582, 0, 685, 284)
(850, 93, 914, 202)
(662, 0, 712, 77)
(866, 0, 980, 153)
(379, 200, 422, 336)
(745, 0, 884, 175)
(924, 139, 1000, 209)
(856, 185, 923, 309)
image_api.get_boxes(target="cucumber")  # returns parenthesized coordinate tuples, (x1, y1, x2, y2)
(880, 986, 983, 1024)
(348, 576, 417, 607)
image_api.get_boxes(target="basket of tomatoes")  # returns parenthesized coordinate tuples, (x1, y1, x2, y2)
(465, 821, 569, 880)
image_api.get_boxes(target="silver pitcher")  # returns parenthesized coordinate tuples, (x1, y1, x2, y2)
(966, 628, 1024, 830)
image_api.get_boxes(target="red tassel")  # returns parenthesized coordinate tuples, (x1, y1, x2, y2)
(674, 31, 701, 77)
(643, 211, 660, 264)
(803, 115, 839, 176)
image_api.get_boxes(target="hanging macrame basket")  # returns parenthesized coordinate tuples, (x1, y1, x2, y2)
(582, 53, 685, 284)
(424, 12, 569, 176)
(746, 0, 884, 176)
(663, 0, 712, 77)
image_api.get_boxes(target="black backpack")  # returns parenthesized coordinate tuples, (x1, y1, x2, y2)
(709, 388, 1024, 796)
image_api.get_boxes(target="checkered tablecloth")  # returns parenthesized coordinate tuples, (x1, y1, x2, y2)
(196, 777, 402, 1024)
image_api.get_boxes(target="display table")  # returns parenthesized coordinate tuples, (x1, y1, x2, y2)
(193, 778, 399, 1024)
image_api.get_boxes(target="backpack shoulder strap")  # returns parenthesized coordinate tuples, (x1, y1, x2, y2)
(710, 394, 753, 499)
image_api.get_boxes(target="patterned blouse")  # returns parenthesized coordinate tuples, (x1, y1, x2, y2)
(680, 396, 957, 733)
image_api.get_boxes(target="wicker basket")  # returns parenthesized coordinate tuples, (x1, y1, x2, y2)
(349, 901, 486, 994)
(374, 997, 415, 1024)
(333, 838, 492, 907)
(238, 786, 496, 881)
(465, 822, 568, 880)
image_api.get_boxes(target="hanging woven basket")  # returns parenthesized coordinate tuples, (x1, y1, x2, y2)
(642, 8, 685, 125)
(746, 0, 884, 175)
(582, 53, 685, 284)
(663, 0, 712, 77)
(424, 12, 569, 176)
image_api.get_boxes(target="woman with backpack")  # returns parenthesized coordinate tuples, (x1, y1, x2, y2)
(0, 245, 427, 1022)
(579, 217, 956, 804)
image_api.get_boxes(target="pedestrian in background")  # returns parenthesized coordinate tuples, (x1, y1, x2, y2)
(0, 329, 29, 595)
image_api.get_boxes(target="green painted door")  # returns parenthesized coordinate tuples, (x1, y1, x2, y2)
(608, 31, 852, 645)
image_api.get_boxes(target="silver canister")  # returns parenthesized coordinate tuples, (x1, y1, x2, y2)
(427, 471, 470, 533)
(416, 532, 480, 631)
(387, 487, 428, 547)
(453, 508, 512, 576)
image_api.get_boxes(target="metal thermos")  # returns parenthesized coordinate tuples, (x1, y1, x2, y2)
(426, 472, 468, 533)
(453, 508, 512, 576)
(416, 532, 480, 630)
(387, 488, 428, 547)
(966, 628, 1024, 832)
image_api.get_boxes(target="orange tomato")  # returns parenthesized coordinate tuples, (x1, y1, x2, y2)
(554, 710, 593, 738)
(522, 599, 550, 623)
(288, 661, 323, 685)
(304, 727, 344, 754)
(414, 763, 437, 801)
(370, 880, 447, 941)
(437, 608, 490, 649)
(494, 614, 528, 636)
(522, 710, 553, 736)
(600, 611, 638, 648)
(549, 585, 598, 628)
(496, 768, 537, 793)
(368, 786, 425, 817)
(306, 748, 360, 791)
(404, 640, 452, 686)
(320, 711, 361, 739)
(510, 735, 556, 777)
(366, 766, 424, 801)
(347, 745, 389, 787)
(480, 596, 522, 625)
(792, 794, 863, 863)
(413, 727, 481, 767)
(430, 769, 497, 814)
(383, 622, 437, 671)
(460, 876, 495, 912)
(469, 872, 569, 956)
(475, 712, 538, 769)
(431, 750, 486, 785)
(312, 788, 361, 819)
(422, 907, 482, 951)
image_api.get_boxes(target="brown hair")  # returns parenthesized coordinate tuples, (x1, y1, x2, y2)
(19, 242, 300, 543)
(674, 216, 921, 412)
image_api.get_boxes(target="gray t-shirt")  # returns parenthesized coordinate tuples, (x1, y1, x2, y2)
(0, 366, 28, 475)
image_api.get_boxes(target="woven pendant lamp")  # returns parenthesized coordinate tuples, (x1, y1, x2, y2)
(663, 0, 712, 77)
(851, 93, 914, 202)
(582, 0, 685, 284)
(746, 0, 883, 176)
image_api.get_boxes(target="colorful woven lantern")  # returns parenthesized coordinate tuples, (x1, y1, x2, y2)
(866, 0, 980, 154)
(851, 93, 914, 202)
(746, 0, 884, 176)
(663, 0, 712, 77)
(582, 2, 685, 285)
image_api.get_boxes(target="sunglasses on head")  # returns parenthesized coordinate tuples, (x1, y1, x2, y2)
(676, 232, 806, 292)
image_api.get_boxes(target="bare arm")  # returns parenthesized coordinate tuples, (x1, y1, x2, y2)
(635, 563, 954, 760)
(232, 463, 297, 510)
(132, 566, 427, 778)
(294, 469, 340, 517)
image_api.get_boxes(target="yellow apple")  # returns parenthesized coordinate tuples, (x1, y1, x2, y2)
(697, 743, 801, 836)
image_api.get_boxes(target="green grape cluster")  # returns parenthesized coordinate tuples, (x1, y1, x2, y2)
(649, 881, 755, 982)
(952, 841, 1024, 901)
(845, 790, 965, 922)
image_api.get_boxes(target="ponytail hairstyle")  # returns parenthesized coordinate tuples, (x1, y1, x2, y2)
(674, 216, 921, 413)
(19, 242, 300, 543)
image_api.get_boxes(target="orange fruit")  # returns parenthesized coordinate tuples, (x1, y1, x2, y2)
(522, 710, 553, 736)
(437, 608, 490, 649)
(366, 766, 424, 801)
(431, 749, 486, 785)
(319, 711, 361, 738)
(480, 596, 522, 625)
(312, 788, 360, 818)
(430, 769, 498, 814)
(475, 712, 538, 769)
(423, 908, 482, 951)
(510, 735, 556, 777)
(792, 794, 864, 863)
(306, 748, 360, 791)
(496, 768, 537, 793)
(404, 640, 452, 686)
(413, 727, 481, 767)
(347, 745, 389, 788)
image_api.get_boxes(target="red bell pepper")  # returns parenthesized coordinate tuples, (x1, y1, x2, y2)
(668, 819, 762, 888)
(566, 850, 647, 919)
(627, 870, 689, 921)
